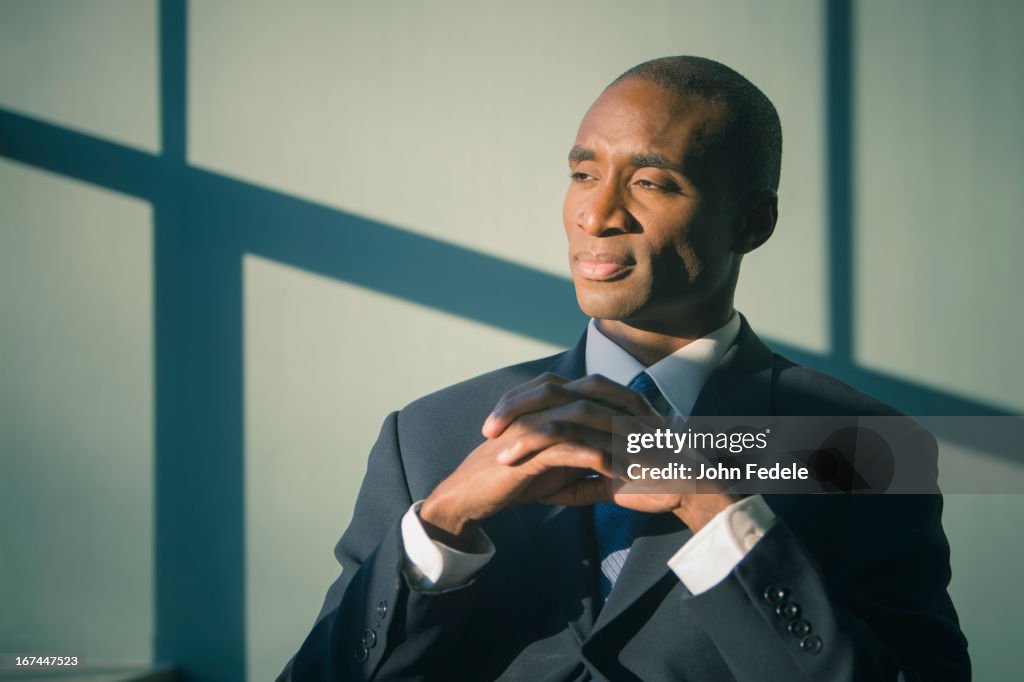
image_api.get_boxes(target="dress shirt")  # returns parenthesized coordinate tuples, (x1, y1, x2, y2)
(401, 311, 775, 594)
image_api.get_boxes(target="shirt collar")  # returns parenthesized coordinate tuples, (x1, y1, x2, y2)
(584, 312, 741, 417)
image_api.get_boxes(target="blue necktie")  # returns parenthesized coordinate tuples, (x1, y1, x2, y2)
(593, 371, 665, 601)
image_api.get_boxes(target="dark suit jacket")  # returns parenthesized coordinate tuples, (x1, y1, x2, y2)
(284, 318, 970, 681)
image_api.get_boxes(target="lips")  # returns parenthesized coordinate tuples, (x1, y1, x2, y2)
(575, 252, 635, 281)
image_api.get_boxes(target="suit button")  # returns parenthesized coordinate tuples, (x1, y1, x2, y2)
(800, 634, 823, 655)
(354, 645, 369, 662)
(377, 600, 388, 619)
(763, 585, 789, 603)
(776, 601, 801, 620)
(362, 628, 378, 648)
(788, 619, 811, 637)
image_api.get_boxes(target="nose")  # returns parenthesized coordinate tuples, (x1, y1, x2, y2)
(575, 179, 636, 237)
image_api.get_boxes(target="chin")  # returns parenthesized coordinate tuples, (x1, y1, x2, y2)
(574, 282, 648, 321)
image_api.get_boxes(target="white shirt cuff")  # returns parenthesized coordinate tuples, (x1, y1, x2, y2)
(667, 495, 776, 595)
(400, 500, 495, 591)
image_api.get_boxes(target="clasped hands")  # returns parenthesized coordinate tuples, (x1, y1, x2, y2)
(419, 373, 738, 550)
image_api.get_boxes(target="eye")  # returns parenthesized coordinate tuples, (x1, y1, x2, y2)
(634, 178, 682, 194)
(569, 171, 596, 183)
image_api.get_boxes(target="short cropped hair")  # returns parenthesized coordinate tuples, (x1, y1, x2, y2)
(613, 56, 782, 198)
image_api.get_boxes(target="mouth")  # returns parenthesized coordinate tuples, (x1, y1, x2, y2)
(574, 252, 635, 281)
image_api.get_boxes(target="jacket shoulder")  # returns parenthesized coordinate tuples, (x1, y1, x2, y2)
(771, 353, 904, 418)
(401, 348, 569, 417)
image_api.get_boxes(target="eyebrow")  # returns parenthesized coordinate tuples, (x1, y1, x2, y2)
(568, 146, 594, 164)
(567, 146, 685, 175)
(630, 153, 686, 175)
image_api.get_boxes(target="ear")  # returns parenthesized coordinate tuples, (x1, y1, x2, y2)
(734, 190, 778, 254)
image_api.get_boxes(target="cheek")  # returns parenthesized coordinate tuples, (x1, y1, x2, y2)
(673, 241, 704, 281)
(644, 238, 702, 287)
(644, 215, 704, 279)
(647, 214, 722, 284)
(672, 217, 734, 285)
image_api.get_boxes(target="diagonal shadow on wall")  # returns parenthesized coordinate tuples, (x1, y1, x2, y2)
(0, 0, 1015, 680)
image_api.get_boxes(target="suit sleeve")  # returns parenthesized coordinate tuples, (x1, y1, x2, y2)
(283, 411, 482, 681)
(678, 426, 970, 681)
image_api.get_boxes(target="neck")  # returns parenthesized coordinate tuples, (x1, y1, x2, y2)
(595, 306, 734, 366)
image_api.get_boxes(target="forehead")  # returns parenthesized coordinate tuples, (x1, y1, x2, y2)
(574, 79, 729, 166)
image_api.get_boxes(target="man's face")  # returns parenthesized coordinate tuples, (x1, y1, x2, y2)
(563, 78, 741, 327)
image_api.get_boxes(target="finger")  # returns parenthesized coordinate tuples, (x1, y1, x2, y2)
(522, 440, 616, 478)
(496, 402, 626, 465)
(562, 374, 660, 417)
(497, 400, 654, 466)
(540, 476, 612, 506)
(483, 372, 570, 437)
(486, 372, 658, 439)
(485, 379, 577, 438)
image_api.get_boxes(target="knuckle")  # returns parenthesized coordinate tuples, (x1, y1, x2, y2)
(495, 388, 516, 407)
(540, 383, 562, 399)
(568, 399, 593, 417)
(507, 435, 531, 457)
(500, 443, 518, 462)
(540, 420, 561, 437)
(540, 420, 568, 437)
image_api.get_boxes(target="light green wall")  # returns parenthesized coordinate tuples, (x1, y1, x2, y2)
(852, 5, 1024, 673)
(945, 495, 1024, 678)
(0, 0, 159, 151)
(855, 0, 1024, 412)
(0, 158, 154, 663)
(1, 1, 1021, 680)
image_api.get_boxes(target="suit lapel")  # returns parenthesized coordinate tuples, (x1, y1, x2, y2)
(590, 316, 777, 635)
(591, 513, 692, 631)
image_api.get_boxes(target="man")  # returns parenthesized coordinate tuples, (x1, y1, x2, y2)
(282, 56, 969, 681)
